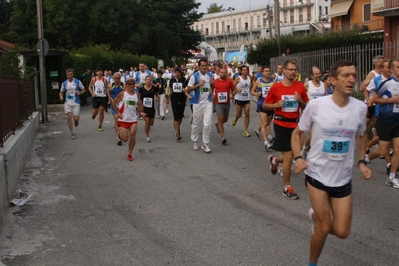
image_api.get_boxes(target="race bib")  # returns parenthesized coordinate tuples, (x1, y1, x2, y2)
(261, 87, 268, 98)
(241, 90, 249, 97)
(201, 87, 210, 93)
(322, 140, 350, 161)
(66, 88, 75, 101)
(393, 103, 399, 113)
(126, 99, 137, 108)
(218, 92, 228, 103)
(143, 97, 153, 108)
(281, 95, 298, 112)
(173, 82, 183, 93)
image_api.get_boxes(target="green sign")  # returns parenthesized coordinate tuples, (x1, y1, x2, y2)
(50, 71, 58, 77)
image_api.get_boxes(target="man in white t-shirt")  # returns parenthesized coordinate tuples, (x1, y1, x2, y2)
(291, 60, 372, 266)
(186, 59, 214, 153)
(59, 69, 85, 139)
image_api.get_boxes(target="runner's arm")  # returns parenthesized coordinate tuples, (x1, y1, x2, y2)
(360, 72, 374, 92)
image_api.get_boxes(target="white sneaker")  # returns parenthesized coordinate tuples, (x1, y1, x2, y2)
(146, 137, 151, 142)
(166, 109, 169, 114)
(193, 141, 199, 150)
(385, 177, 399, 189)
(308, 208, 316, 234)
(278, 165, 283, 176)
(253, 129, 261, 140)
(201, 143, 211, 153)
(265, 142, 273, 151)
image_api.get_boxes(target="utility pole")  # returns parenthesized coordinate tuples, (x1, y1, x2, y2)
(274, 0, 281, 55)
(36, 0, 47, 123)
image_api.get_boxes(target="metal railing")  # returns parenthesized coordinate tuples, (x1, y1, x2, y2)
(372, 0, 399, 12)
(332, 19, 384, 32)
(0, 76, 35, 147)
(270, 41, 398, 90)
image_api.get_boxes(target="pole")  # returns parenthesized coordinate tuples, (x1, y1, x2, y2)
(36, 0, 47, 123)
(274, 0, 281, 55)
(249, 0, 252, 42)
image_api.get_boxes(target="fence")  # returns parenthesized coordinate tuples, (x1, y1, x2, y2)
(270, 41, 399, 89)
(0, 76, 35, 147)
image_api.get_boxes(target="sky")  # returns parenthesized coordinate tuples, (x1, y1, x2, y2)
(197, 0, 273, 14)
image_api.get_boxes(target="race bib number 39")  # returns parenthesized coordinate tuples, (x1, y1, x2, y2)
(281, 95, 298, 112)
(322, 140, 350, 161)
(143, 97, 153, 108)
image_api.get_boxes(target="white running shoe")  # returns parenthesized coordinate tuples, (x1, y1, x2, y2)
(385, 177, 399, 189)
(308, 208, 316, 234)
(166, 109, 169, 114)
(201, 143, 211, 153)
(193, 141, 199, 150)
(277, 165, 283, 176)
(253, 129, 261, 140)
(146, 137, 151, 142)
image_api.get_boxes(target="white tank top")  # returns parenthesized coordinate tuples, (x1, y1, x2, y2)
(93, 77, 107, 97)
(275, 73, 284, 83)
(234, 76, 251, 101)
(307, 80, 325, 100)
(118, 92, 138, 123)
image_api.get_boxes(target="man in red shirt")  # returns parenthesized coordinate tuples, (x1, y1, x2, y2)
(213, 68, 235, 144)
(263, 60, 309, 200)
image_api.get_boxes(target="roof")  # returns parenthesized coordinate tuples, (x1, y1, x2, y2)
(0, 39, 15, 53)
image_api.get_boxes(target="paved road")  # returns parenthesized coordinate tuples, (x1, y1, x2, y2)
(0, 103, 398, 266)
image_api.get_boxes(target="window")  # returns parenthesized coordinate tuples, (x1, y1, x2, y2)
(216, 22, 219, 33)
(233, 19, 236, 30)
(319, 6, 322, 15)
(308, 7, 311, 21)
(299, 8, 303, 23)
(284, 10, 288, 23)
(325, 7, 328, 15)
(238, 18, 241, 30)
(245, 22, 248, 30)
(290, 10, 294, 24)
(257, 15, 261, 28)
(363, 4, 371, 22)
(195, 25, 198, 31)
(222, 21, 225, 32)
(205, 28, 209, 35)
(211, 23, 214, 34)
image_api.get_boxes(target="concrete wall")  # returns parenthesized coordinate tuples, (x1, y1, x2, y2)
(0, 111, 39, 226)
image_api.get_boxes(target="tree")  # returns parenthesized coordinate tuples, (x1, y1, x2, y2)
(207, 3, 225, 14)
(0, 0, 13, 39)
(2, 0, 203, 60)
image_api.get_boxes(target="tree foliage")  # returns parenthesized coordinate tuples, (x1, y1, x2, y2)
(207, 3, 225, 14)
(2, 0, 203, 60)
(247, 31, 384, 66)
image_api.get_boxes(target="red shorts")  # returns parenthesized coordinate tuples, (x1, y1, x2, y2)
(118, 121, 137, 129)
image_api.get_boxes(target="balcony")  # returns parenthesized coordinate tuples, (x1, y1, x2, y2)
(372, 0, 399, 16)
(281, 0, 314, 9)
(332, 19, 384, 32)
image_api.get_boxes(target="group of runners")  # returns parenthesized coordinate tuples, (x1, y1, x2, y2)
(60, 56, 399, 265)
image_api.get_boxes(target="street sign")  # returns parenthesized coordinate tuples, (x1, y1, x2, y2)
(36, 38, 49, 56)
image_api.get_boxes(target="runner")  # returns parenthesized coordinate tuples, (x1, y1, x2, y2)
(153, 70, 167, 119)
(251, 66, 275, 150)
(232, 65, 252, 137)
(112, 78, 144, 161)
(366, 59, 399, 188)
(213, 67, 235, 144)
(186, 59, 214, 153)
(107, 72, 124, 145)
(59, 69, 85, 139)
(169, 67, 188, 141)
(272, 64, 284, 83)
(88, 67, 108, 131)
(291, 60, 371, 266)
(138, 76, 159, 142)
(263, 60, 309, 199)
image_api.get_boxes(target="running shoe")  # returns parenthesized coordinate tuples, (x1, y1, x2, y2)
(253, 129, 261, 140)
(278, 165, 283, 176)
(166, 109, 169, 114)
(146, 137, 151, 143)
(201, 143, 211, 153)
(282, 186, 299, 200)
(157, 115, 160, 118)
(127, 154, 133, 161)
(161, 116, 165, 120)
(308, 208, 316, 234)
(193, 141, 199, 150)
(232, 117, 237, 126)
(222, 138, 227, 145)
(265, 142, 273, 151)
(117, 140, 122, 146)
(71, 133, 76, 140)
(92, 114, 96, 120)
(176, 133, 182, 141)
(268, 155, 277, 175)
(385, 177, 399, 189)
(267, 135, 274, 143)
(98, 126, 103, 131)
(74, 120, 79, 127)
(243, 131, 251, 137)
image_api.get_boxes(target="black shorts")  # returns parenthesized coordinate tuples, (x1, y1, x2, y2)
(272, 123, 295, 152)
(171, 100, 186, 121)
(257, 105, 274, 116)
(305, 175, 352, 198)
(234, 100, 250, 107)
(92, 97, 108, 109)
(375, 119, 399, 142)
(367, 106, 375, 119)
(143, 107, 155, 119)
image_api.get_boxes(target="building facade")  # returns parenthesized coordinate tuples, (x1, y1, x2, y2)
(192, 1, 332, 59)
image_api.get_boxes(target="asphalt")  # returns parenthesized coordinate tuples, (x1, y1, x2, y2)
(0, 102, 398, 266)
